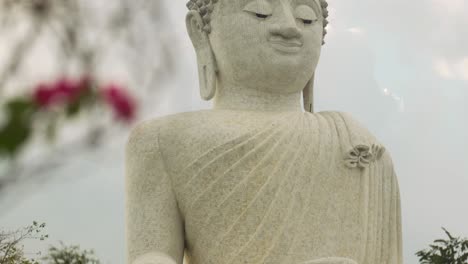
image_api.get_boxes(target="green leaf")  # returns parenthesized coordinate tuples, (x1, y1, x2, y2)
(416, 228, 468, 264)
(0, 97, 36, 157)
(4, 97, 35, 117)
(65, 100, 81, 118)
(434, 239, 448, 245)
(442, 227, 455, 240)
(0, 118, 32, 157)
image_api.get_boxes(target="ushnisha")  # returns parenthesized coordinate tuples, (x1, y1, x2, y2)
(125, 1, 403, 264)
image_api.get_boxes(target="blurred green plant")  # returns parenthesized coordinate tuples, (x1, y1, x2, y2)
(0, 221, 48, 264)
(0, 75, 136, 159)
(42, 242, 101, 264)
(416, 228, 468, 264)
(1, 222, 102, 264)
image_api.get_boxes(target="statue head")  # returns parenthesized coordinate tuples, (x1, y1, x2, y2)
(186, 0, 329, 112)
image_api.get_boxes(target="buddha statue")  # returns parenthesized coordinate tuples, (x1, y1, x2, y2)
(125, 0, 403, 264)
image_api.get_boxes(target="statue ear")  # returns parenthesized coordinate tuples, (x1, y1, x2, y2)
(303, 73, 315, 113)
(186, 10, 218, 101)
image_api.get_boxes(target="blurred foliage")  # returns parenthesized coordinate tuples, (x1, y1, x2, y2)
(1, 222, 101, 264)
(42, 242, 100, 264)
(0, 0, 170, 194)
(0, 98, 36, 158)
(416, 228, 468, 264)
(0, 76, 136, 159)
(0, 221, 48, 264)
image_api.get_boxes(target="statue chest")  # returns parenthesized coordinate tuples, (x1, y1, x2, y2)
(159, 112, 395, 264)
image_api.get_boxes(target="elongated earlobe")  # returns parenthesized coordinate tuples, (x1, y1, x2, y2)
(198, 50, 217, 100)
(303, 73, 315, 113)
(186, 10, 218, 101)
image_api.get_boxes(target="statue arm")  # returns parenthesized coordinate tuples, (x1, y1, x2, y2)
(125, 121, 185, 264)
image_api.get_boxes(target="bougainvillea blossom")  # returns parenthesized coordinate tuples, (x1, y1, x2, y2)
(33, 83, 57, 107)
(100, 84, 137, 122)
(32, 76, 91, 108)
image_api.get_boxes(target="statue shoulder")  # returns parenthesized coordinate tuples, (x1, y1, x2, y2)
(126, 110, 216, 155)
(331, 111, 379, 143)
(331, 111, 396, 167)
(127, 110, 229, 175)
(128, 110, 208, 141)
(126, 118, 164, 155)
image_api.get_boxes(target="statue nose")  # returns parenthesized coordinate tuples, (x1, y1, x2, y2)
(269, 1, 302, 40)
(270, 26, 302, 39)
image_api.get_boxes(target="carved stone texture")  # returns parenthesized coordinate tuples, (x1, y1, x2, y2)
(126, 111, 403, 264)
(125, 0, 403, 263)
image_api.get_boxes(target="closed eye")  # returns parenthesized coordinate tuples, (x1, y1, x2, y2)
(243, 1, 273, 20)
(255, 13, 269, 19)
(302, 19, 316, 25)
(295, 5, 318, 26)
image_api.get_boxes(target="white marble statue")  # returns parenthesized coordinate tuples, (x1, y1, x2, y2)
(125, 0, 403, 264)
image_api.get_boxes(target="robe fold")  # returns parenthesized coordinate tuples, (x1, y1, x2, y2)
(157, 110, 403, 264)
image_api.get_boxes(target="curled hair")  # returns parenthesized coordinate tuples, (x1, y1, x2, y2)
(186, 0, 329, 44)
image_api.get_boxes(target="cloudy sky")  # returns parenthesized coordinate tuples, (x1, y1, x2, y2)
(1, 0, 467, 263)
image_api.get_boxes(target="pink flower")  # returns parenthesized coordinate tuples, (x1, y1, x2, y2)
(54, 76, 91, 103)
(33, 83, 56, 107)
(53, 78, 79, 102)
(33, 76, 92, 108)
(100, 84, 137, 122)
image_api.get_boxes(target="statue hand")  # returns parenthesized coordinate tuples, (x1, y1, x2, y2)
(301, 257, 358, 264)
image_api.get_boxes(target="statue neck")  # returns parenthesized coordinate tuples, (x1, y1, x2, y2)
(213, 83, 303, 112)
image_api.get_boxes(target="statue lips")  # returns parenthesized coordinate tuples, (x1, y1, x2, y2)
(268, 37, 303, 54)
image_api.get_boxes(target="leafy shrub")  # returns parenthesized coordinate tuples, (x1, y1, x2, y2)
(416, 228, 468, 264)
(0, 221, 47, 264)
(41, 242, 100, 264)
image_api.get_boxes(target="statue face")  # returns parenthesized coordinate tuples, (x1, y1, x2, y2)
(209, 0, 324, 94)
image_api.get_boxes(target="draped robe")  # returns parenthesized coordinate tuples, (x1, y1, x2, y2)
(126, 110, 403, 264)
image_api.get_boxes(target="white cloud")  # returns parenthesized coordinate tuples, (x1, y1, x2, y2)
(455, 57, 468, 81)
(432, 0, 466, 15)
(347, 27, 365, 34)
(434, 58, 456, 79)
(433, 57, 468, 81)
